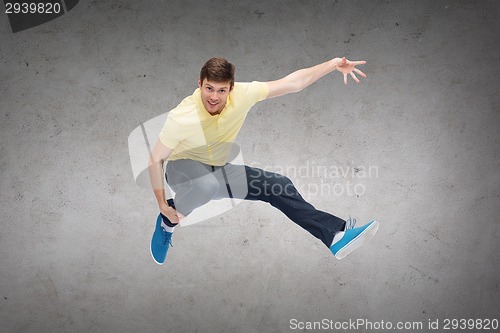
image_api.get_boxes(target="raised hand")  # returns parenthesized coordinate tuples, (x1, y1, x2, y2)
(336, 57, 367, 84)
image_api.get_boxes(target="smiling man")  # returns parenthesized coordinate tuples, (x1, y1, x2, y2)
(148, 57, 379, 265)
(201, 81, 230, 115)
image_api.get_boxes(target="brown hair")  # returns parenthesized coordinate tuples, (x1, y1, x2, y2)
(199, 57, 235, 90)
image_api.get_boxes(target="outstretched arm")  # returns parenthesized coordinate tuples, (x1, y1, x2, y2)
(265, 57, 366, 99)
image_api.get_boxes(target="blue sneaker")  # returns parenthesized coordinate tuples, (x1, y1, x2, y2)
(150, 199, 175, 265)
(330, 220, 379, 259)
(150, 214, 173, 265)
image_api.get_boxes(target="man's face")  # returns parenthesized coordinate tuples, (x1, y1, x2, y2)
(198, 79, 231, 115)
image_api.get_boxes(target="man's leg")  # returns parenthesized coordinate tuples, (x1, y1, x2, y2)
(222, 163, 379, 259)
(220, 163, 345, 248)
(165, 159, 221, 216)
(151, 159, 222, 265)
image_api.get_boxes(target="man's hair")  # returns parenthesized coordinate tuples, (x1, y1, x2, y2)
(199, 57, 235, 90)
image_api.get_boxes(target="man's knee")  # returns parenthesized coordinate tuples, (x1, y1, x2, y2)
(271, 175, 296, 196)
(259, 174, 296, 197)
(192, 175, 220, 199)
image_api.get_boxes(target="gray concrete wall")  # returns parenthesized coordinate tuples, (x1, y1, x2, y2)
(1, 0, 498, 332)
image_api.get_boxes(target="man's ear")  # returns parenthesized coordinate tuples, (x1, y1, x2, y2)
(198, 79, 202, 88)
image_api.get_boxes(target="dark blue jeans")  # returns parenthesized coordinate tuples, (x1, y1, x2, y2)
(166, 159, 346, 247)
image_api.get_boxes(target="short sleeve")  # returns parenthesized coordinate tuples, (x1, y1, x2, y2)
(249, 81, 269, 102)
(232, 81, 269, 112)
(256, 81, 269, 101)
(158, 113, 182, 149)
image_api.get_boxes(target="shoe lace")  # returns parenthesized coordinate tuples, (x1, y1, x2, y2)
(346, 215, 357, 230)
(161, 228, 174, 247)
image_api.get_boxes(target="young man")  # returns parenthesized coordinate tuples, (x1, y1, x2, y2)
(148, 57, 378, 265)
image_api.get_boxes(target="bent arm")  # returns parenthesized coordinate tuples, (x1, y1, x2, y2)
(148, 138, 173, 208)
(265, 57, 342, 99)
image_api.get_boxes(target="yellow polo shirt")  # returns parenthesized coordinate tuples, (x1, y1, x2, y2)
(159, 81, 269, 166)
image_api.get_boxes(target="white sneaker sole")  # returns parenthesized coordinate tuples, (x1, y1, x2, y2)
(150, 244, 165, 266)
(335, 220, 379, 260)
